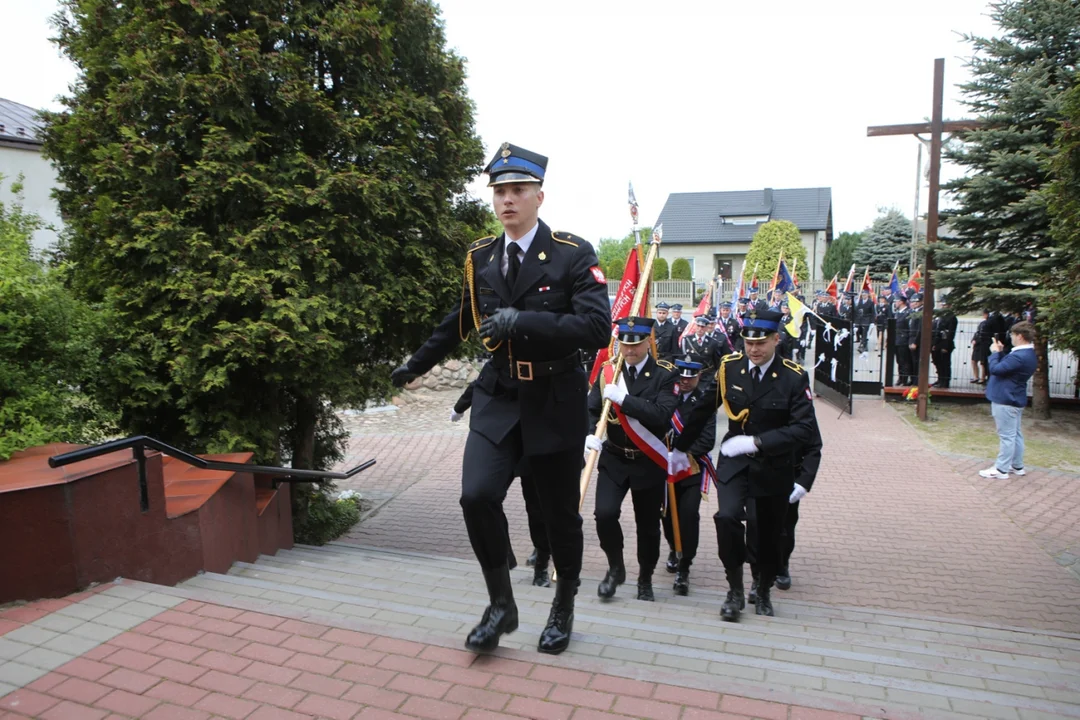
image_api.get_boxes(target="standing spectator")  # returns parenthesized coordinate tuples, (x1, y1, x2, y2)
(893, 295, 913, 386)
(971, 309, 993, 385)
(853, 288, 876, 353)
(979, 321, 1038, 479)
(931, 297, 958, 389)
(874, 295, 890, 350)
(907, 293, 924, 385)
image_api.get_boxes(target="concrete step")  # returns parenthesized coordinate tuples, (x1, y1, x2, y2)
(162, 544, 1080, 720)
(240, 550, 1080, 678)
(280, 542, 1080, 662)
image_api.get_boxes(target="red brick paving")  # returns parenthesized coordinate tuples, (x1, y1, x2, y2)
(0, 599, 864, 720)
(338, 394, 1080, 633)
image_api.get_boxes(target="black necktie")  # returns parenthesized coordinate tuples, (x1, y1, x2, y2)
(626, 366, 637, 384)
(752, 366, 761, 384)
(506, 241, 521, 288)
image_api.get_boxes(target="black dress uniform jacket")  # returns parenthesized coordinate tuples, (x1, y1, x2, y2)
(675, 352, 818, 498)
(588, 356, 680, 490)
(654, 321, 678, 361)
(406, 220, 611, 455)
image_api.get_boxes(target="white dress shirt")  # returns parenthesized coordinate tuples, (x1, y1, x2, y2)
(501, 222, 539, 277)
(750, 353, 776, 380)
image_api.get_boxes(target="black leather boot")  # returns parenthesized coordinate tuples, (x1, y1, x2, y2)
(636, 572, 655, 602)
(756, 582, 773, 617)
(465, 566, 518, 652)
(665, 551, 678, 573)
(532, 549, 551, 587)
(673, 569, 689, 596)
(597, 553, 625, 599)
(526, 548, 538, 567)
(538, 575, 576, 655)
(775, 566, 791, 591)
(720, 565, 744, 622)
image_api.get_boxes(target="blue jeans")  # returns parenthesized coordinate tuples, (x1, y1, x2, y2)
(991, 402, 1024, 472)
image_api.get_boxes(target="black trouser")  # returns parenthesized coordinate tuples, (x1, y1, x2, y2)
(461, 427, 582, 579)
(895, 345, 913, 384)
(662, 475, 703, 570)
(498, 473, 550, 562)
(520, 475, 550, 554)
(856, 324, 870, 352)
(933, 348, 953, 387)
(747, 498, 799, 570)
(594, 452, 665, 576)
(714, 471, 788, 588)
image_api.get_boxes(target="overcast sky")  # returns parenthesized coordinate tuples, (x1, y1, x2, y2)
(1, 0, 1001, 243)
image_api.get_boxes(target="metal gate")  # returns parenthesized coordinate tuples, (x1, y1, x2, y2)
(811, 316, 854, 414)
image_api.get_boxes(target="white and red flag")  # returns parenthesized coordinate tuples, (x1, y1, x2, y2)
(589, 246, 648, 385)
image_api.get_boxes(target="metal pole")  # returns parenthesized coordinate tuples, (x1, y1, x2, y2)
(912, 142, 922, 271)
(917, 58, 945, 422)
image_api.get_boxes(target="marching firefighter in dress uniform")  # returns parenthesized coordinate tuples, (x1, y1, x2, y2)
(662, 357, 717, 595)
(586, 317, 680, 602)
(653, 302, 678, 361)
(670, 304, 689, 336)
(682, 314, 727, 375)
(718, 302, 743, 354)
(670, 309, 820, 620)
(746, 421, 822, 600)
(391, 143, 610, 655)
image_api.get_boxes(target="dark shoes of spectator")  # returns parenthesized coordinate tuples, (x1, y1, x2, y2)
(665, 551, 678, 573)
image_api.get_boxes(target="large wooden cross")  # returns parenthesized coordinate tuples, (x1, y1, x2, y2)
(867, 58, 981, 421)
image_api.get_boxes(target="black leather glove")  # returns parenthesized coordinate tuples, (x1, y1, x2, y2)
(390, 365, 418, 387)
(479, 307, 519, 343)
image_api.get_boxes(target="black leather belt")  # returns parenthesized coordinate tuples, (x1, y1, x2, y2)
(492, 351, 581, 381)
(604, 441, 644, 459)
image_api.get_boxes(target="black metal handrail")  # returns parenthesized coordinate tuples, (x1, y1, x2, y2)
(49, 436, 376, 511)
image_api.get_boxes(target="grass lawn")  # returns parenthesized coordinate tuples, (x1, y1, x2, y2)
(893, 401, 1080, 473)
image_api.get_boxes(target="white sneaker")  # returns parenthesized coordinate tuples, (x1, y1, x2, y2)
(979, 467, 1010, 479)
(1011, 467, 1027, 476)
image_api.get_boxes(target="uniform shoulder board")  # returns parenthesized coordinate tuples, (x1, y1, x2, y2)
(551, 230, 581, 247)
(468, 236, 496, 253)
(655, 359, 675, 371)
(720, 352, 744, 364)
(782, 358, 805, 375)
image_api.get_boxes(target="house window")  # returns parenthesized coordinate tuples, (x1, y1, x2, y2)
(675, 257, 695, 278)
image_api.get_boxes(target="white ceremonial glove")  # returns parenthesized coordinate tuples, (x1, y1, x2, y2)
(667, 450, 691, 476)
(602, 384, 627, 405)
(584, 435, 603, 456)
(449, 410, 465, 423)
(720, 435, 758, 457)
(789, 483, 808, 504)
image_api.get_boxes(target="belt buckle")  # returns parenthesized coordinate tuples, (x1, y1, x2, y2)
(515, 360, 534, 381)
(623, 446, 636, 459)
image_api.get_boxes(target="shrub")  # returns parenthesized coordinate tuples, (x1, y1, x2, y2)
(671, 258, 693, 281)
(293, 486, 363, 545)
(652, 257, 669, 280)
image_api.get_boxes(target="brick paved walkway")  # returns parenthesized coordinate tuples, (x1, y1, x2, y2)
(1, 584, 862, 720)
(337, 393, 1080, 634)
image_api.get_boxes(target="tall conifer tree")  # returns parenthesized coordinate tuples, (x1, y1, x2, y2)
(937, 0, 1080, 418)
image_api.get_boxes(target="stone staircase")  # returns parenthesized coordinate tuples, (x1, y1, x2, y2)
(148, 542, 1080, 720)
